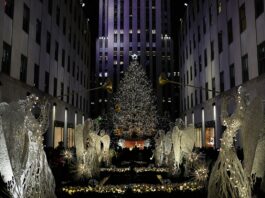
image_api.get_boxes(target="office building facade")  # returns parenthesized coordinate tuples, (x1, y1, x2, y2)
(179, 0, 265, 148)
(0, 0, 91, 148)
(94, 0, 178, 118)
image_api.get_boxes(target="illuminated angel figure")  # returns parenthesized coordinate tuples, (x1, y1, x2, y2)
(172, 119, 195, 171)
(75, 120, 111, 179)
(154, 130, 165, 166)
(208, 87, 251, 198)
(0, 95, 56, 198)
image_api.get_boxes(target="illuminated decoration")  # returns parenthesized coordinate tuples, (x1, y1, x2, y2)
(62, 181, 204, 195)
(154, 130, 172, 166)
(134, 167, 169, 173)
(64, 149, 73, 161)
(208, 87, 251, 198)
(0, 95, 56, 197)
(74, 119, 111, 179)
(154, 130, 165, 166)
(114, 104, 121, 112)
(172, 119, 196, 171)
(112, 58, 157, 139)
(131, 53, 138, 60)
(100, 167, 131, 173)
(154, 130, 173, 166)
(192, 163, 209, 184)
(117, 138, 151, 150)
(205, 128, 215, 148)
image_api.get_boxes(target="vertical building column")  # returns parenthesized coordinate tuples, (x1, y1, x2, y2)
(74, 112, 77, 127)
(184, 114, 187, 127)
(201, 108, 205, 147)
(213, 103, 216, 148)
(64, 108, 68, 148)
(82, 114, 85, 124)
(192, 111, 194, 125)
(51, 104, 56, 147)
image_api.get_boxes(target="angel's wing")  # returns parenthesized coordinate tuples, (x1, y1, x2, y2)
(74, 124, 84, 159)
(100, 134, 110, 153)
(241, 97, 265, 175)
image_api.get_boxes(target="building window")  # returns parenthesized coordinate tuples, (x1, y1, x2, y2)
(5, 0, 14, 18)
(72, 61, 75, 77)
(218, 31, 223, 53)
(63, 17, 66, 35)
(190, 66, 193, 81)
(56, 6, 60, 26)
(229, 64, 235, 88)
(1, 42, 12, 75)
(198, 26, 201, 42)
(191, 93, 194, 107)
(228, 19, 233, 44)
(200, 89, 203, 103)
(186, 71, 189, 84)
(62, 49, 65, 67)
(23, 4, 30, 33)
(60, 82, 64, 100)
(203, 16, 206, 34)
(212, 77, 216, 97)
(194, 61, 197, 77)
(46, 31, 51, 54)
(195, 90, 198, 105)
(20, 55, 27, 83)
(189, 40, 192, 54)
(193, 34, 196, 49)
(204, 49, 207, 67)
(36, 19, 42, 45)
(242, 54, 249, 83)
(187, 95, 189, 109)
(217, 0, 222, 14)
(67, 55, 70, 72)
(211, 41, 214, 60)
(255, 0, 264, 18)
(34, 64, 39, 88)
(45, 71, 49, 93)
(199, 55, 202, 72)
(114, 34, 117, 43)
(220, 71, 224, 92)
(54, 41, 59, 61)
(76, 93, 78, 107)
(53, 78, 57, 97)
(48, 0, 52, 15)
(205, 82, 209, 100)
(67, 87, 70, 103)
(72, 91, 74, 105)
(137, 0, 141, 29)
(258, 41, 265, 75)
(209, 5, 213, 26)
(68, 27, 72, 43)
(239, 3, 247, 33)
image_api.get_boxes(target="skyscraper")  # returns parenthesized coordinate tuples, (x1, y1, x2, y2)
(93, 0, 177, 118)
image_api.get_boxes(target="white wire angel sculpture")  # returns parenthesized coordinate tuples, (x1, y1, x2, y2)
(0, 95, 56, 198)
(208, 87, 251, 198)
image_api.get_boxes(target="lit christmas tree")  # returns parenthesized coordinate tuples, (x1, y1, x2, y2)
(113, 55, 157, 139)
